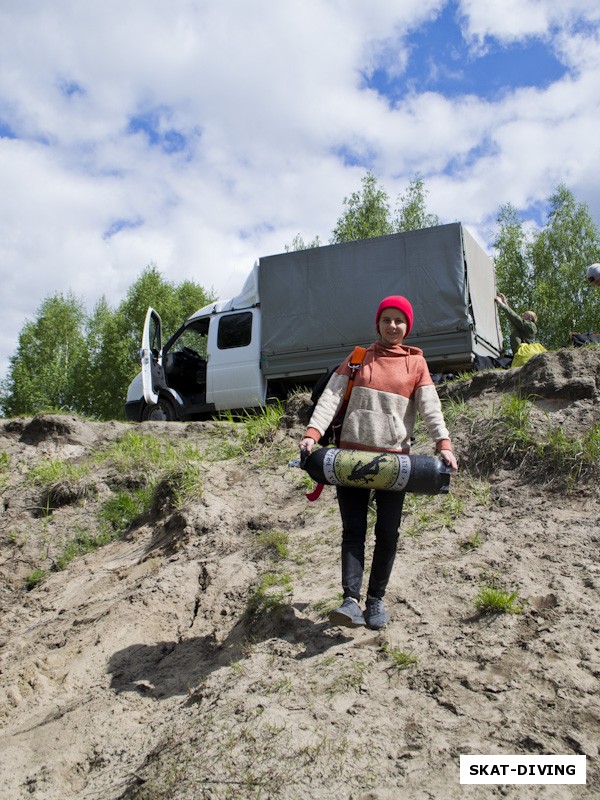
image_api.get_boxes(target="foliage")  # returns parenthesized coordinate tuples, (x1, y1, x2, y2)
(493, 185, 600, 350)
(75, 296, 133, 421)
(289, 172, 442, 251)
(254, 529, 290, 560)
(26, 568, 48, 590)
(155, 460, 204, 509)
(79, 265, 213, 420)
(493, 202, 534, 353)
(403, 489, 464, 537)
(95, 431, 204, 493)
(0, 266, 213, 421)
(1, 293, 87, 417)
(330, 172, 394, 243)
(460, 531, 483, 551)
(28, 458, 90, 487)
(285, 233, 322, 252)
(529, 185, 600, 346)
(393, 174, 440, 232)
(55, 528, 117, 571)
(0, 451, 10, 490)
(216, 401, 287, 458)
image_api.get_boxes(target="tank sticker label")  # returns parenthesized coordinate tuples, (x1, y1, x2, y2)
(323, 449, 411, 490)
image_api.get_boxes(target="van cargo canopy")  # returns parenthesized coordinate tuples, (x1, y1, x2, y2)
(258, 223, 497, 360)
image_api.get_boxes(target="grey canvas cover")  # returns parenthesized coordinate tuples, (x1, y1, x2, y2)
(257, 223, 502, 375)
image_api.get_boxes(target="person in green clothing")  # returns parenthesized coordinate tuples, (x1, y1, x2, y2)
(495, 293, 538, 355)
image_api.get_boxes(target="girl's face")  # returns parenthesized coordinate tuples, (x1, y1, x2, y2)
(378, 308, 408, 346)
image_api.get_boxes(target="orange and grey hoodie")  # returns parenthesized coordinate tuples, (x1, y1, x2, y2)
(305, 341, 453, 454)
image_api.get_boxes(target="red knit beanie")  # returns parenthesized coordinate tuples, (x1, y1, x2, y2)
(375, 295, 414, 336)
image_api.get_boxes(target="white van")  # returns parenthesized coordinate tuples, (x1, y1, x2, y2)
(125, 224, 503, 422)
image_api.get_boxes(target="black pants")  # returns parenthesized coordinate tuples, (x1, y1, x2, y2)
(336, 486, 405, 602)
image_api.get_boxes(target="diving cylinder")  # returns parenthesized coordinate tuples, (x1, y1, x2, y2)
(300, 447, 451, 495)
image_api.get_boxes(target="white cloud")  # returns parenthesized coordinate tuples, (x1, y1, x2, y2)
(459, 0, 600, 45)
(0, 0, 599, 386)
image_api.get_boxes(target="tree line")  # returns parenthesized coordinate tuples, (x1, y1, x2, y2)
(493, 185, 600, 349)
(0, 267, 212, 420)
(1, 175, 599, 421)
(290, 175, 600, 352)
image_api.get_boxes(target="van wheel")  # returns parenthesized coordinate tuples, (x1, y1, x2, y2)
(141, 397, 177, 422)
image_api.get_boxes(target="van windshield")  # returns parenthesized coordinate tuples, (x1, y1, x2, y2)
(169, 319, 209, 358)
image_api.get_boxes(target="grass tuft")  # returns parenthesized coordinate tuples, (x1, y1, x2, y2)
(246, 571, 293, 620)
(217, 401, 287, 459)
(381, 643, 418, 671)
(451, 391, 600, 488)
(475, 584, 523, 614)
(254, 529, 290, 560)
(99, 487, 154, 534)
(26, 568, 48, 590)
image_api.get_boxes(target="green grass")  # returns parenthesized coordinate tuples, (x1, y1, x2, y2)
(254, 529, 290, 560)
(440, 396, 472, 426)
(96, 431, 205, 512)
(403, 490, 464, 536)
(246, 571, 293, 619)
(55, 528, 117, 570)
(96, 431, 203, 475)
(475, 584, 523, 614)
(381, 643, 418, 671)
(468, 478, 491, 506)
(0, 451, 10, 489)
(294, 469, 315, 492)
(27, 457, 96, 516)
(154, 460, 204, 509)
(26, 568, 48, 590)
(28, 457, 90, 486)
(99, 487, 154, 534)
(536, 422, 600, 488)
(326, 661, 368, 695)
(453, 391, 600, 487)
(312, 594, 344, 619)
(22, 432, 206, 589)
(241, 401, 286, 449)
(216, 401, 287, 459)
(460, 531, 483, 551)
(26, 512, 139, 589)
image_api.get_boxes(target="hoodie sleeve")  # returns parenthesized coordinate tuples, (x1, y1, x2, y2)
(413, 360, 453, 452)
(304, 368, 349, 443)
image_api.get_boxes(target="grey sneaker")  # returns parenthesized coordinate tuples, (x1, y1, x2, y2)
(364, 596, 389, 630)
(329, 597, 366, 628)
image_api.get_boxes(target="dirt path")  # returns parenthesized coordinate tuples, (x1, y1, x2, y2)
(0, 349, 599, 799)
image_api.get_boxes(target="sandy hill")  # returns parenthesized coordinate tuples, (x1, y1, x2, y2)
(0, 348, 598, 800)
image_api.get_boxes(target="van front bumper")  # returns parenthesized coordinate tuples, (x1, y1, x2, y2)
(124, 399, 144, 422)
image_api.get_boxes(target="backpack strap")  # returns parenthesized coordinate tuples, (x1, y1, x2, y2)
(306, 345, 367, 502)
(342, 346, 367, 402)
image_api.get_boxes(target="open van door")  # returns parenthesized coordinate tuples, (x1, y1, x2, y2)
(141, 307, 162, 406)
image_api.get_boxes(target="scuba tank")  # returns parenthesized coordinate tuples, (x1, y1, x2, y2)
(292, 447, 451, 495)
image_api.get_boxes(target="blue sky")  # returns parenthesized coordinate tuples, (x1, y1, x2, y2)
(366, 3, 568, 102)
(0, 0, 599, 383)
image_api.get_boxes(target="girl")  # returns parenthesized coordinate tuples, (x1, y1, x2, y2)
(299, 296, 458, 630)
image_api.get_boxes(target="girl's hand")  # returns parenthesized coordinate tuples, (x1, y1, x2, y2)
(299, 437, 315, 454)
(439, 449, 458, 472)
